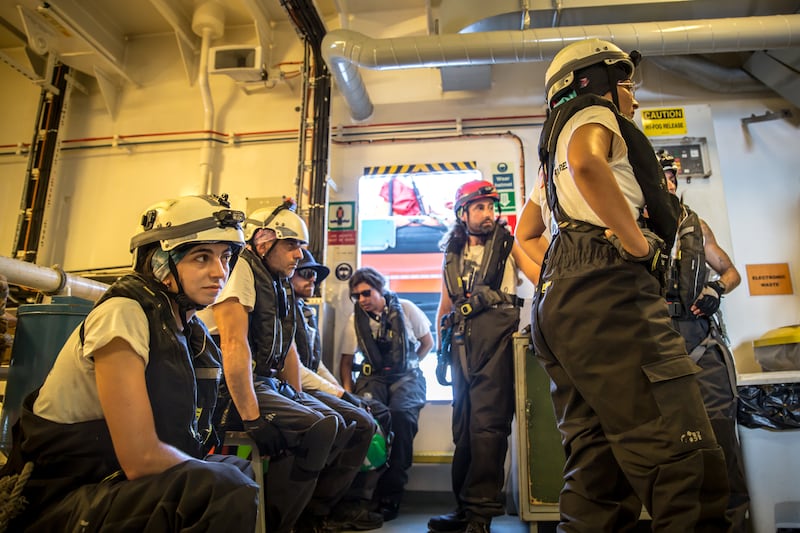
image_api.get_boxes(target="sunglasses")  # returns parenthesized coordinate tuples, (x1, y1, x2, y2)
(617, 79, 637, 95)
(296, 268, 317, 281)
(350, 289, 373, 302)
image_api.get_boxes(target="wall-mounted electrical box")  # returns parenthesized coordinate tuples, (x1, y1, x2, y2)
(651, 137, 711, 181)
(209, 45, 264, 82)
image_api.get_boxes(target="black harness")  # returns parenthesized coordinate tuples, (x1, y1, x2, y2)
(666, 206, 708, 320)
(443, 222, 521, 322)
(354, 291, 415, 376)
(238, 248, 296, 376)
(539, 94, 680, 250)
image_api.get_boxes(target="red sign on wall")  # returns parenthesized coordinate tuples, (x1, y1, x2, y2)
(328, 230, 356, 246)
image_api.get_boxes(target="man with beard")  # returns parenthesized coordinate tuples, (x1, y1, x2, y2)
(208, 199, 355, 533)
(428, 180, 538, 533)
(290, 249, 384, 531)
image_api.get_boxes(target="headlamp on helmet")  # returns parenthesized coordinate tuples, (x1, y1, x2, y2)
(454, 180, 500, 216)
(130, 194, 246, 272)
(244, 197, 309, 244)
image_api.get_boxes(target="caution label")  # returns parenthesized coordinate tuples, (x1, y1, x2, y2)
(641, 107, 687, 136)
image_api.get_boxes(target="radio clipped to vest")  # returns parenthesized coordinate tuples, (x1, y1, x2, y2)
(436, 312, 455, 386)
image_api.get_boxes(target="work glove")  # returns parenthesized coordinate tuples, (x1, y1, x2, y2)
(691, 280, 725, 316)
(605, 228, 666, 271)
(243, 415, 287, 456)
(340, 390, 363, 408)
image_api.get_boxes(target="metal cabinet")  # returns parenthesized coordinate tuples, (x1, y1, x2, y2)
(512, 332, 651, 531)
(512, 333, 562, 530)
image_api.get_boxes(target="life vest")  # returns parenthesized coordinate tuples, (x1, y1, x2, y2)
(539, 94, 680, 250)
(1, 274, 221, 522)
(295, 299, 321, 372)
(238, 248, 296, 375)
(92, 273, 222, 457)
(666, 206, 708, 320)
(354, 291, 415, 376)
(443, 222, 519, 320)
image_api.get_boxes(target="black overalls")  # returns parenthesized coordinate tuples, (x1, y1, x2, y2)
(533, 97, 731, 531)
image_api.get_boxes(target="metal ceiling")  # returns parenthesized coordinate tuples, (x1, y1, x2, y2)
(1, 0, 799, 116)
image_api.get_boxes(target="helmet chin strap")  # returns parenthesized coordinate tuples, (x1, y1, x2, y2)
(166, 255, 204, 335)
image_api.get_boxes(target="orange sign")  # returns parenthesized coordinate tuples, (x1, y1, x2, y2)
(745, 263, 794, 296)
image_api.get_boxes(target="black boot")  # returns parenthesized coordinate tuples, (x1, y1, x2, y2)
(428, 510, 468, 532)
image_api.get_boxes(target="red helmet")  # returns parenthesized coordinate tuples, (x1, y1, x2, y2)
(454, 180, 499, 215)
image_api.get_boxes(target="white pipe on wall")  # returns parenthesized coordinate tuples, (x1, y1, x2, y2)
(0, 256, 109, 302)
(198, 27, 215, 195)
(322, 14, 800, 121)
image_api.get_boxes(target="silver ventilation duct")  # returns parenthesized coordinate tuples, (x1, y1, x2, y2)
(322, 14, 800, 121)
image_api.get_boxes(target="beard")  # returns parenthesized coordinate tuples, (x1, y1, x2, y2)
(468, 218, 495, 236)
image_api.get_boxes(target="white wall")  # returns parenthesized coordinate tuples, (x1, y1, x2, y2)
(1, 26, 307, 270)
(1, 7, 798, 476)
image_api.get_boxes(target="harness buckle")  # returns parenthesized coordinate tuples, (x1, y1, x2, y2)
(459, 303, 473, 316)
(361, 362, 373, 376)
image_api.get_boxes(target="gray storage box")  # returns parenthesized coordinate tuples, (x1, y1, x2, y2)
(753, 325, 800, 371)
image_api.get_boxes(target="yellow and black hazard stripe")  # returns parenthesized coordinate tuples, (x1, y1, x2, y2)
(363, 161, 476, 175)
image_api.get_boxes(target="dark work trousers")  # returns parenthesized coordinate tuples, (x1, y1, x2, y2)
(344, 396, 394, 502)
(20, 455, 259, 532)
(242, 379, 337, 533)
(674, 318, 751, 532)
(450, 305, 518, 524)
(355, 368, 426, 507)
(304, 389, 378, 509)
(532, 227, 731, 532)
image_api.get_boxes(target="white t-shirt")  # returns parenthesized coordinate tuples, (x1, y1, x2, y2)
(459, 243, 519, 295)
(552, 106, 645, 226)
(341, 298, 431, 356)
(34, 297, 150, 423)
(529, 167, 555, 242)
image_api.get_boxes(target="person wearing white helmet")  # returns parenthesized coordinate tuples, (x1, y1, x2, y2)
(210, 198, 353, 533)
(0, 194, 259, 532)
(659, 151, 749, 530)
(516, 39, 731, 530)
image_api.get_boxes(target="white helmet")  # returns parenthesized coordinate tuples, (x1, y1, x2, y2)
(545, 38, 636, 105)
(130, 194, 245, 270)
(244, 201, 309, 244)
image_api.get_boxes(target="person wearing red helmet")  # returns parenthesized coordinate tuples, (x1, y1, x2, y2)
(429, 180, 538, 533)
(516, 39, 730, 531)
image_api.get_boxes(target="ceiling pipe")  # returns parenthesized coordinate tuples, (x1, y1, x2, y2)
(191, 1, 225, 195)
(0, 256, 109, 302)
(322, 14, 800, 121)
(648, 55, 766, 93)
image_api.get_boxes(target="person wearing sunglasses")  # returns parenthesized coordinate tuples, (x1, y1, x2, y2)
(340, 267, 433, 522)
(289, 249, 386, 531)
(515, 39, 730, 530)
(659, 152, 749, 530)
